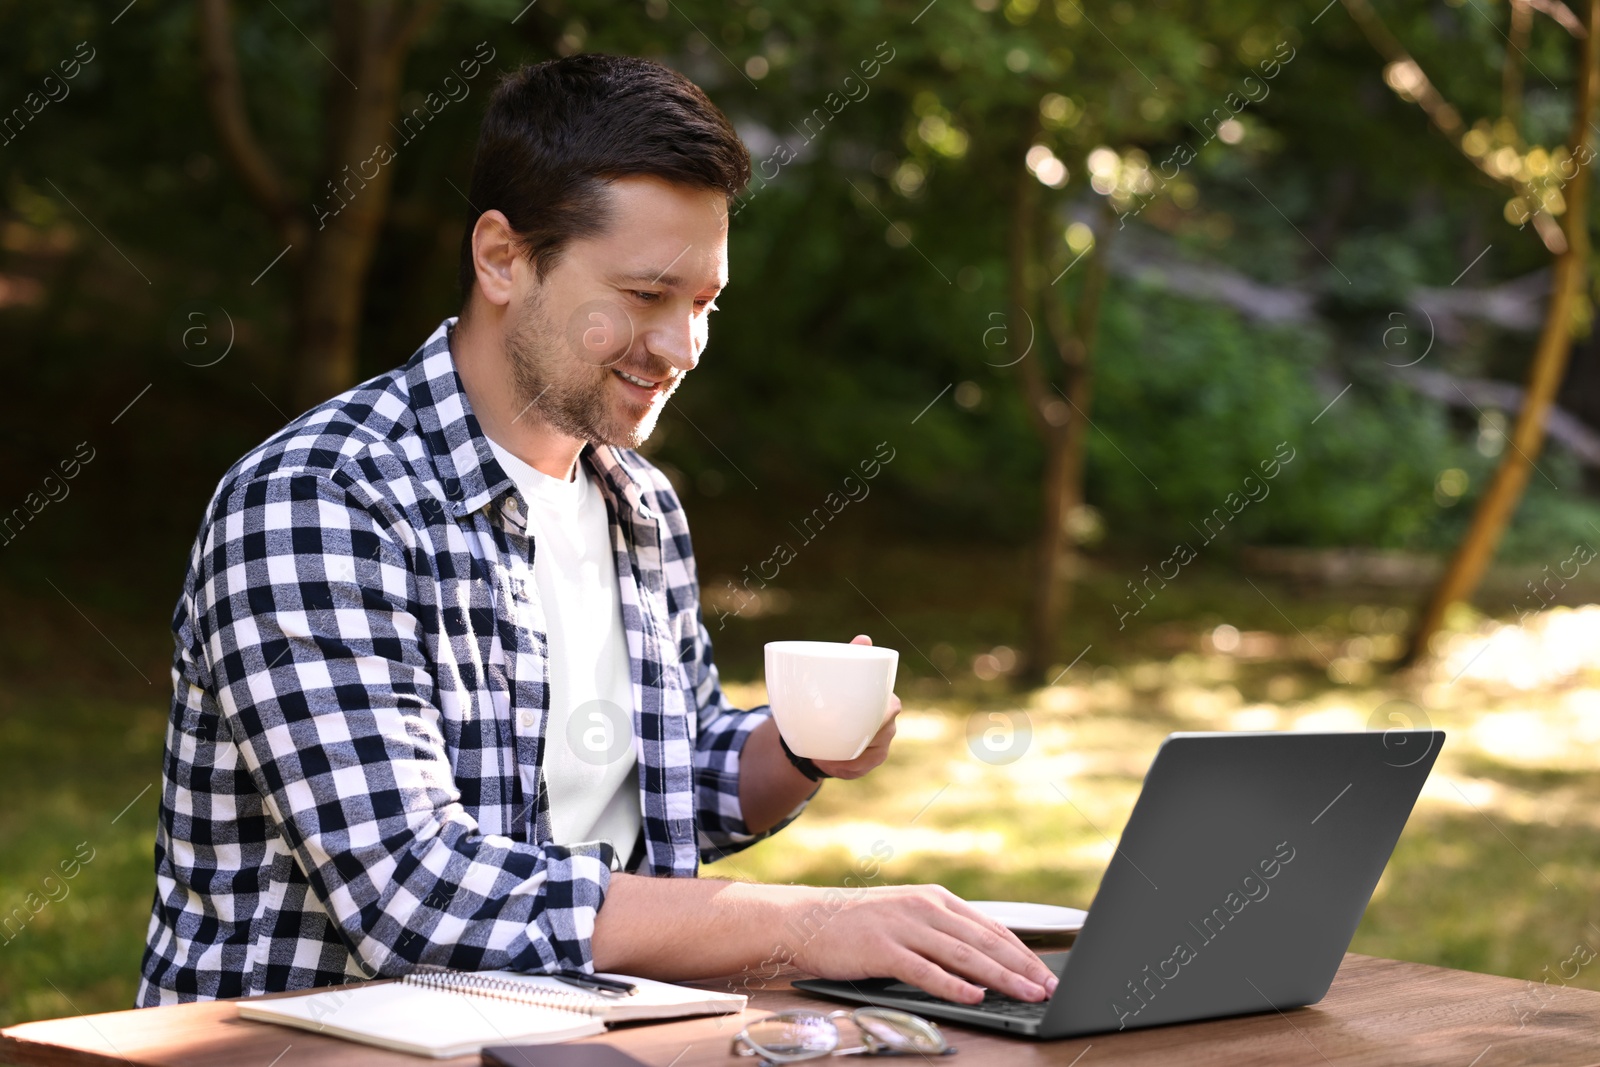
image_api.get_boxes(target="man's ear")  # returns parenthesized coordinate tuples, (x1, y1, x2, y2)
(471, 210, 525, 308)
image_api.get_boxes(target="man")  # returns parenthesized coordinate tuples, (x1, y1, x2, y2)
(139, 53, 1055, 1009)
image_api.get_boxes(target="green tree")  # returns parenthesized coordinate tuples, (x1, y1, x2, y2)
(839, 0, 1303, 678)
(1332, 0, 1600, 664)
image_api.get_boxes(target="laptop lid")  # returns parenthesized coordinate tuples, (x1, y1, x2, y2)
(1039, 728, 1442, 1038)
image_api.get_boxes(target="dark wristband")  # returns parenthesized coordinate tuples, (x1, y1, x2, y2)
(778, 731, 832, 782)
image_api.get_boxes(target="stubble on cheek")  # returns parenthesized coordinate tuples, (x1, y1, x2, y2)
(505, 286, 689, 449)
(504, 294, 606, 442)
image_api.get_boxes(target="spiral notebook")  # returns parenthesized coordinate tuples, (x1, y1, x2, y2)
(236, 969, 748, 1058)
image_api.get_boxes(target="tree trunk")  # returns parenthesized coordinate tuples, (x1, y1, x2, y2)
(290, 3, 423, 412)
(197, 0, 441, 415)
(1008, 146, 1054, 686)
(1025, 211, 1112, 685)
(1014, 156, 1113, 684)
(1403, 0, 1600, 665)
(1023, 423, 1072, 684)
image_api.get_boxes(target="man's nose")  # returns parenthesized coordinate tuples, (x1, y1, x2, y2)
(650, 310, 700, 374)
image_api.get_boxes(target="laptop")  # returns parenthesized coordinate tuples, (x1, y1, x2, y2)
(793, 729, 1443, 1038)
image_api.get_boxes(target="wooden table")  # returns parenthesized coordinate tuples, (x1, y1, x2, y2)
(4, 954, 1599, 1067)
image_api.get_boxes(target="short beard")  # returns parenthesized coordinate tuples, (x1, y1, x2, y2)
(503, 286, 675, 450)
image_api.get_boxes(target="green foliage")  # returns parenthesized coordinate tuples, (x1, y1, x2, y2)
(2, 0, 1591, 564)
(1331, 230, 1429, 310)
(1077, 287, 1455, 551)
(1494, 454, 1600, 562)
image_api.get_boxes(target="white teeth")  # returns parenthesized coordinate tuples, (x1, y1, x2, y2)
(616, 370, 655, 388)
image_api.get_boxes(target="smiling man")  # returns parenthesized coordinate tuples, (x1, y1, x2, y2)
(138, 54, 1056, 1009)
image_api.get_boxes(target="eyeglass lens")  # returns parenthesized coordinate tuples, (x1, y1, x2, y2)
(742, 1012, 840, 1057)
(852, 1008, 948, 1054)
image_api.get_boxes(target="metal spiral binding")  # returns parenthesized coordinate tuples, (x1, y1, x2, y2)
(401, 970, 606, 1015)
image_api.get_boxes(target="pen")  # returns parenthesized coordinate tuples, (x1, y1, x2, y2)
(554, 969, 637, 997)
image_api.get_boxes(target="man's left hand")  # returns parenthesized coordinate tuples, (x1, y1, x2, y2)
(810, 634, 902, 780)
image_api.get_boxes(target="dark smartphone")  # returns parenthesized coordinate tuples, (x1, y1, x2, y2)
(482, 1043, 654, 1067)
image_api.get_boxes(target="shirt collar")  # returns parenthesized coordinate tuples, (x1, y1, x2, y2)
(403, 316, 654, 522)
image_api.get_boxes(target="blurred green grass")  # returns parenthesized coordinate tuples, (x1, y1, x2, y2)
(4, 542, 1600, 1026)
(0, 689, 164, 1025)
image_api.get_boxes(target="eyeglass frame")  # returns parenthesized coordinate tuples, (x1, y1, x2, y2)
(730, 1006, 957, 1064)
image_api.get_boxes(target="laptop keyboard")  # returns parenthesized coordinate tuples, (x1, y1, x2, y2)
(882, 984, 1050, 1019)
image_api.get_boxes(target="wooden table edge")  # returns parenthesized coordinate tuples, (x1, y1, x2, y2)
(7, 954, 1600, 1067)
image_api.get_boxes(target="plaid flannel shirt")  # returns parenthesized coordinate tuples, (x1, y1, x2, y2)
(138, 316, 800, 1005)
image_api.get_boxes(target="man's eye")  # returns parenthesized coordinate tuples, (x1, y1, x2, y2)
(632, 291, 661, 303)
(697, 300, 719, 313)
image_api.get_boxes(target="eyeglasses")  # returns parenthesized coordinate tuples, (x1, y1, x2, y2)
(731, 1008, 956, 1064)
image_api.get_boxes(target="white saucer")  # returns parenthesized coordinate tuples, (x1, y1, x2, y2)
(968, 900, 1087, 935)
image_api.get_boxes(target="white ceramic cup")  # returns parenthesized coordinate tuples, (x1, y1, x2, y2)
(764, 640, 900, 761)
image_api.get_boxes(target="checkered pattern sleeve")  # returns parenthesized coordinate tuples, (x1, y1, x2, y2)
(687, 608, 808, 864)
(194, 468, 611, 977)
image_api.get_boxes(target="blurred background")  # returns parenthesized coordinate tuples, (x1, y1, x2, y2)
(4, 0, 1600, 1024)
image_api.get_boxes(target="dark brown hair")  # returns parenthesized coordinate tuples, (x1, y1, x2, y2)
(458, 53, 751, 301)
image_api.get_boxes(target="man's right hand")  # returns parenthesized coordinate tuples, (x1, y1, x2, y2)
(591, 874, 1058, 1004)
(783, 883, 1059, 1004)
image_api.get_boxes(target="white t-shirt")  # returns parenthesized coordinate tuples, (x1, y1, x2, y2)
(485, 437, 641, 865)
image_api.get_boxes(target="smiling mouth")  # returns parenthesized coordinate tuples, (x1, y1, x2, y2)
(614, 368, 670, 391)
